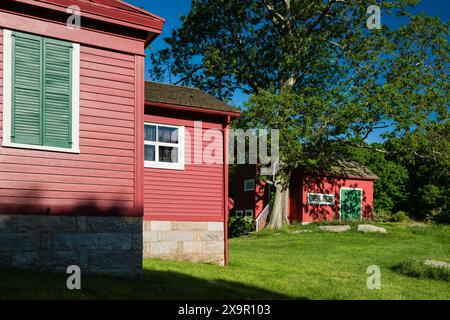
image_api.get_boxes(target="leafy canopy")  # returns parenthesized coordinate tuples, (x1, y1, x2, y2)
(150, 0, 449, 188)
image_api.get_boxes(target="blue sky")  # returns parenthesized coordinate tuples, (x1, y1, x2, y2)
(128, 0, 449, 142)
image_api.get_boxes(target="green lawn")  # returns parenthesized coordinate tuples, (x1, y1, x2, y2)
(1, 222, 449, 299)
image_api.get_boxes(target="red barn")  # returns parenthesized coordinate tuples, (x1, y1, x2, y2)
(0, 0, 238, 275)
(233, 160, 377, 226)
(289, 161, 377, 223)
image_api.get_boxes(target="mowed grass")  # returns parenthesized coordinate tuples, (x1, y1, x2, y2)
(0, 223, 449, 299)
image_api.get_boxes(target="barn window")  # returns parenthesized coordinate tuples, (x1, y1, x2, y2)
(244, 179, 255, 192)
(235, 210, 243, 217)
(245, 209, 254, 217)
(307, 193, 335, 205)
(2, 30, 80, 153)
(144, 123, 185, 170)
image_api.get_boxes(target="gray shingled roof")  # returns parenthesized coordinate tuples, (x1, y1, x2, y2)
(328, 160, 378, 180)
(145, 81, 238, 114)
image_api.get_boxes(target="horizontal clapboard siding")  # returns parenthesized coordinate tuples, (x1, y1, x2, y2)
(144, 120, 225, 221)
(0, 28, 137, 214)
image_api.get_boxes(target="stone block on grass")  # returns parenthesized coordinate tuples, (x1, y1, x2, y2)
(318, 225, 351, 233)
(357, 224, 387, 234)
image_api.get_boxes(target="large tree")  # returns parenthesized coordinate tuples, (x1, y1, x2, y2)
(149, 0, 449, 227)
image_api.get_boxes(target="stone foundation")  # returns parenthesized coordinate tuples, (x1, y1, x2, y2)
(143, 220, 225, 265)
(0, 214, 143, 277)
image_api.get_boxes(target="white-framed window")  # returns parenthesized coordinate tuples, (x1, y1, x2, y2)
(235, 210, 243, 217)
(244, 179, 255, 192)
(245, 209, 254, 217)
(144, 122, 185, 170)
(2, 29, 80, 153)
(307, 193, 335, 205)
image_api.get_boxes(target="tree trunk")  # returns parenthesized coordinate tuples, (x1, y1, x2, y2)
(268, 175, 290, 229)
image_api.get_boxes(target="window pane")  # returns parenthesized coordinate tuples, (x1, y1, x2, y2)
(244, 179, 255, 191)
(322, 195, 334, 204)
(144, 145, 155, 161)
(308, 194, 321, 204)
(159, 146, 178, 163)
(158, 126, 178, 143)
(144, 125, 156, 141)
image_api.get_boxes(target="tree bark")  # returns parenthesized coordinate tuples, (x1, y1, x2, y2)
(268, 174, 290, 229)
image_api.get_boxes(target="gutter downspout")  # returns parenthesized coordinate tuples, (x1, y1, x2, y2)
(223, 115, 231, 266)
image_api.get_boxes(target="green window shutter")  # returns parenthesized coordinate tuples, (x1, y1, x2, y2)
(43, 38, 72, 148)
(11, 32, 43, 145)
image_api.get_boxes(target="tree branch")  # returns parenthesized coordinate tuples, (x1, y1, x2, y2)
(305, 0, 337, 37)
(173, 65, 204, 85)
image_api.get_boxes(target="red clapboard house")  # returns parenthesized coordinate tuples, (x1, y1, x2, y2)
(142, 82, 239, 265)
(0, 0, 238, 276)
(233, 160, 377, 227)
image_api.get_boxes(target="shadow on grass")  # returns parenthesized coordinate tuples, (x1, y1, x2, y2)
(0, 267, 302, 300)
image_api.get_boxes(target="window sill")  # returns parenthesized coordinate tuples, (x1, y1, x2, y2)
(2, 141, 80, 154)
(144, 161, 185, 171)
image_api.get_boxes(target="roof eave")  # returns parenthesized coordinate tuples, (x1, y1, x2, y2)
(11, 0, 164, 40)
(145, 100, 241, 119)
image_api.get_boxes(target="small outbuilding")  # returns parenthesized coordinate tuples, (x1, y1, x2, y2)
(289, 160, 377, 223)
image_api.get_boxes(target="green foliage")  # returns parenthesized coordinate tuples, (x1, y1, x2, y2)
(228, 216, 255, 238)
(387, 122, 450, 222)
(348, 121, 450, 224)
(392, 260, 450, 282)
(425, 208, 450, 224)
(390, 210, 410, 222)
(419, 185, 442, 212)
(348, 146, 409, 214)
(373, 209, 393, 223)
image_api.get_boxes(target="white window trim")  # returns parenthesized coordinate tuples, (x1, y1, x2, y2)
(245, 209, 254, 217)
(307, 192, 335, 205)
(339, 187, 363, 221)
(244, 179, 255, 192)
(2, 29, 80, 154)
(235, 210, 243, 217)
(144, 122, 185, 170)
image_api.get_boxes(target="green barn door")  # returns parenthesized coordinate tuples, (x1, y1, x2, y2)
(340, 189, 362, 220)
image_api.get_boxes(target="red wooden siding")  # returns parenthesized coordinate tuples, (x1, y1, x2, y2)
(232, 164, 269, 218)
(143, 111, 225, 222)
(0, 28, 139, 216)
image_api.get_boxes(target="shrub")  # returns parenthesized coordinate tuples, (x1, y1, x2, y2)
(414, 184, 449, 222)
(425, 208, 442, 223)
(373, 209, 392, 222)
(425, 208, 450, 224)
(392, 260, 450, 282)
(390, 210, 410, 222)
(228, 216, 255, 238)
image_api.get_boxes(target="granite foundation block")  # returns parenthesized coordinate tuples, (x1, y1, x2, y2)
(143, 220, 225, 265)
(0, 214, 143, 277)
